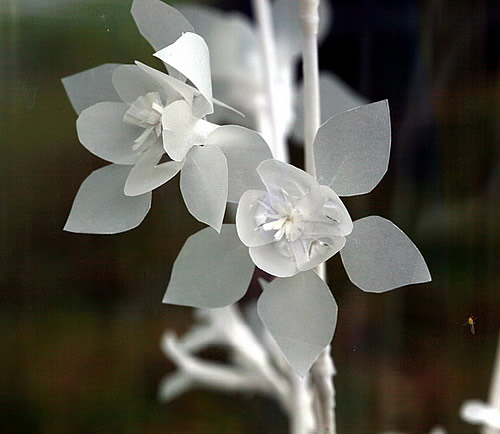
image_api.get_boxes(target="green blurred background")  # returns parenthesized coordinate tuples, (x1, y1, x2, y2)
(0, 0, 498, 432)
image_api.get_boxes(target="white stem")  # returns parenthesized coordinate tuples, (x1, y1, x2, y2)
(483, 330, 500, 434)
(300, 1, 337, 433)
(252, 0, 289, 163)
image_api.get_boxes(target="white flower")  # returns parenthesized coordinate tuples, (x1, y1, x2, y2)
(236, 160, 353, 277)
(62, 32, 271, 234)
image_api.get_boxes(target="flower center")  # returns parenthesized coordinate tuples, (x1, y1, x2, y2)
(260, 201, 305, 242)
(123, 92, 164, 151)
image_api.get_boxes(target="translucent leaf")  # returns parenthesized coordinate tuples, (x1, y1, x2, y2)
(131, 0, 193, 51)
(76, 102, 141, 165)
(340, 216, 431, 293)
(257, 271, 337, 377)
(180, 146, 228, 232)
(154, 33, 213, 118)
(314, 100, 391, 196)
(64, 164, 151, 234)
(163, 224, 254, 308)
(124, 143, 183, 196)
(62, 64, 122, 114)
(293, 72, 368, 142)
(205, 126, 271, 202)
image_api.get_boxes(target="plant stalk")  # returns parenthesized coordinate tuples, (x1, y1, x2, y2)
(300, 0, 337, 432)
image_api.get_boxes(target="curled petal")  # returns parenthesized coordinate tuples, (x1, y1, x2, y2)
(249, 242, 299, 278)
(124, 143, 183, 196)
(292, 236, 346, 272)
(236, 190, 276, 247)
(257, 159, 318, 198)
(76, 102, 141, 165)
(62, 64, 122, 114)
(154, 33, 213, 118)
(64, 164, 151, 234)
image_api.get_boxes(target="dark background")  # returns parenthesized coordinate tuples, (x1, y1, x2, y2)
(0, 0, 498, 432)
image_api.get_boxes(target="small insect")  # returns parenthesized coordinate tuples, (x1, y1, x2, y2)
(464, 315, 476, 335)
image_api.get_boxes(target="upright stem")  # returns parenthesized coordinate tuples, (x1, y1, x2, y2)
(300, 1, 337, 433)
(483, 330, 500, 434)
(252, 0, 289, 163)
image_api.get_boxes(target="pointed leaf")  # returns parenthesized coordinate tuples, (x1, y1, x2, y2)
(205, 126, 272, 202)
(64, 164, 151, 234)
(131, 0, 193, 51)
(62, 64, 122, 114)
(164, 224, 254, 308)
(293, 72, 368, 142)
(180, 146, 228, 232)
(257, 271, 337, 377)
(340, 216, 431, 293)
(154, 33, 213, 117)
(314, 100, 391, 196)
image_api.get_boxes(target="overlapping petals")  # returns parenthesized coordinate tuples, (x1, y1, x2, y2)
(63, 32, 271, 234)
(236, 160, 353, 277)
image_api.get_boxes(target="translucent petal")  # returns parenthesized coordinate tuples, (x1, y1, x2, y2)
(292, 237, 346, 272)
(180, 146, 228, 232)
(135, 61, 195, 106)
(131, 0, 193, 51)
(76, 102, 141, 165)
(257, 271, 337, 377)
(293, 72, 369, 142)
(249, 242, 299, 277)
(205, 126, 272, 202)
(257, 159, 318, 198)
(317, 185, 353, 236)
(154, 33, 213, 118)
(112, 64, 168, 103)
(62, 64, 122, 114)
(313, 100, 391, 196)
(124, 143, 183, 196)
(163, 224, 254, 308)
(340, 216, 432, 293)
(236, 190, 276, 247)
(64, 164, 151, 234)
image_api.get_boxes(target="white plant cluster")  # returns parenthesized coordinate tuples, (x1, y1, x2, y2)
(62, 0, 432, 432)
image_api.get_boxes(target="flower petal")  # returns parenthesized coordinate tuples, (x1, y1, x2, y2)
(293, 72, 368, 142)
(257, 159, 318, 198)
(154, 33, 213, 118)
(62, 64, 123, 114)
(236, 190, 276, 247)
(205, 126, 272, 202)
(135, 61, 195, 107)
(180, 145, 228, 232)
(163, 224, 254, 308)
(112, 64, 170, 103)
(292, 237, 346, 272)
(249, 242, 299, 277)
(124, 143, 183, 196)
(313, 100, 391, 196)
(340, 216, 432, 293)
(76, 102, 142, 165)
(131, 0, 193, 51)
(257, 270, 337, 377)
(64, 164, 151, 234)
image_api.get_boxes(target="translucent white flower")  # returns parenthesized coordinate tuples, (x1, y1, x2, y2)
(236, 159, 353, 277)
(62, 32, 271, 234)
